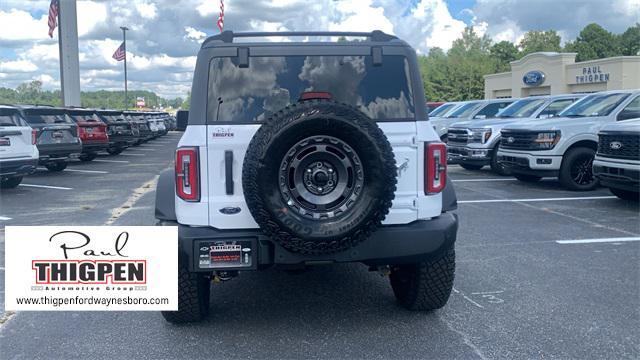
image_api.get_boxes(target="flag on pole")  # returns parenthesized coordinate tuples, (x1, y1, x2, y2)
(112, 42, 126, 61)
(47, 0, 59, 38)
(217, 0, 224, 32)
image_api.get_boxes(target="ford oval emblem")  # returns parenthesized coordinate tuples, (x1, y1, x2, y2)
(523, 71, 545, 86)
(507, 136, 515, 143)
(219, 207, 241, 215)
(609, 141, 623, 150)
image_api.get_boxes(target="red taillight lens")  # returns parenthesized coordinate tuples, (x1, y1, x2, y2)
(31, 129, 37, 144)
(175, 147, 200, 202)
(425, 142, 447, 194)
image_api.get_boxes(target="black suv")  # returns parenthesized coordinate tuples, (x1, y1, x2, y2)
(155, 31, 458, 323)
(96, 109, 135, 155)
(18, 105, 82, 172)
(124, 111, 153, 143)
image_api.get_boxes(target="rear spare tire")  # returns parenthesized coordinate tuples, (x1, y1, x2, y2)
(242, 100, 396, 255)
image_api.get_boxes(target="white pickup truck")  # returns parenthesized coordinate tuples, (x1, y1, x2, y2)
(447, 94, 584, 174)
(431, 99, 514, 141)
(593, 118, 640, 200)
(498, 89, 640, 190)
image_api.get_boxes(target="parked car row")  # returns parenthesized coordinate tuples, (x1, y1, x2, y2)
(0, 105, 177, 189)
(431, 89, 639, 200)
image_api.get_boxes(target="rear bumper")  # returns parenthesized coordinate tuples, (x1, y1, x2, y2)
(81, 141, 109, 154)
(174, 213, 459, 272)
(37, 143, 82, 162)
(593, 158, 640, 192)
(109, 133, 135, 148)
(0, 158, 38, 177)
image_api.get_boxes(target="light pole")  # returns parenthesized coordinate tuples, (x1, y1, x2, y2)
(120, 26, 129, 109)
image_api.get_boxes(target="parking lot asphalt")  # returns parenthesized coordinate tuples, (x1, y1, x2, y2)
(1, 134, 639, 359)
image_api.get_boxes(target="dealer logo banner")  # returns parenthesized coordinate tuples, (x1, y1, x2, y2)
(5, 226, 178, 311)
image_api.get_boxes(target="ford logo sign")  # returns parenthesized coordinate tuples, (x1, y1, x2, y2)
(523, 71, 545, 86)
(219, 206, 241, 215)
(609, 141, 623, 150)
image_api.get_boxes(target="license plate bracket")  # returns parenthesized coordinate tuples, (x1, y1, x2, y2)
(196, 238, 257, 270)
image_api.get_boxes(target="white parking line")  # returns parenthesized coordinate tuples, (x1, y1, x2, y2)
(64, 169, 109, 174)
(0, 216, 12, 221)
(138, 144, 163, 147)
(556, 237, 640, 244)
(131, 148, 157, 151)
(19, 184, 72, 190)
(93, 159, 129, 163)
(458, 196, 617, 204)
(119, 153, 146, 156)
(452, 178, 518, 182)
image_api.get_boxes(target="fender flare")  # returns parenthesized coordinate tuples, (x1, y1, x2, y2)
(442, 177, 457, 212)
(155, 169, 177, 221)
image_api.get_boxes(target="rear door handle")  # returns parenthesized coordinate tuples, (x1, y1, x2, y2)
(225, 150, 234, 195)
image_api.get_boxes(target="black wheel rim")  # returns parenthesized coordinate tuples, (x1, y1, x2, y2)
(279, 135, 364, 219)
(570, 154, 594, 186)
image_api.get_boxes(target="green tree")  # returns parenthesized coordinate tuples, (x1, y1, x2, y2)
(490, 41, 519, 71)
(446, 27, 495, 100)
(564, 23, 621, 61)
(519, 30, 562, 54)
(181, 92, 191, 110)
(619, 23, 640, 56)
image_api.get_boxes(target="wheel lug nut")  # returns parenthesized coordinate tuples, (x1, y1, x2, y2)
(318, 187, 323, 192)
(307, 168, 312, 173)
(328, 168, 333, 173)
(287, 200, 293, 206)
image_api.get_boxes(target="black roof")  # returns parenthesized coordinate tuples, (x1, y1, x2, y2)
(202, 30, 399, 48)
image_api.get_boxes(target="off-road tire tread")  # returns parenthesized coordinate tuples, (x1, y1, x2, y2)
(161, 267, 210, 323)
(390, 247, 455, 311)
(243, 99, 396, 255)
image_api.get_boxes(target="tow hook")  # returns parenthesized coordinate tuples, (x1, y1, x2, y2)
(212, 270, 238, 282)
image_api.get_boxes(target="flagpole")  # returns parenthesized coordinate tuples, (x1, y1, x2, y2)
(120, 26, 129, 110)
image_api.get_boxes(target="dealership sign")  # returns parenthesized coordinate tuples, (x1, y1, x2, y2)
(5, 226, 178, 311)
(575, 65, 610, 84)
(522, 70, 545, 86)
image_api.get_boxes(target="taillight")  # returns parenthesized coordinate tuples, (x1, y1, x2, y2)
(175, 147, 200, 202)
(425, 142, 447, 194)
(31, 129, 37, 144)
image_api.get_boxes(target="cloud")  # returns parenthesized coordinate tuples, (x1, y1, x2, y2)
(472, 0, 640, 44)
(1, 0, 638, 99)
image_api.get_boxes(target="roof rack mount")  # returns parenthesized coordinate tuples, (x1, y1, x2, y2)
(203, 30, 397, 46)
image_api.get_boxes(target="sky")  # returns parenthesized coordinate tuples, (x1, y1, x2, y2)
(0, 0, 638, 99)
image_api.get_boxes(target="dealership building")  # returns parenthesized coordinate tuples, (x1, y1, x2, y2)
(484, 52, 640, 99)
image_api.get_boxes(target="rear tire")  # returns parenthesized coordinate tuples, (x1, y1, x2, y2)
(79, 153, 97, 162)
(514, 174, 542, 182)
(45, 162, 67, 172)
(610, 187, 639, 201)
(559, 147, 598, 191)
(161, 267, 210, 324)
(107, 147, 123, 155)
(390, 247, 455, 311)
(460, 164, 483, 171)
(1, 176, 23, 189)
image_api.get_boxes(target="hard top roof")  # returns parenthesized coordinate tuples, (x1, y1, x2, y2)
(201, 30, 406, 49)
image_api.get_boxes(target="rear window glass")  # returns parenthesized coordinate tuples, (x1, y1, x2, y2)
(0, 111, 24, 126)
(207, 55, 415, 123)
(22, 113, 73, 124)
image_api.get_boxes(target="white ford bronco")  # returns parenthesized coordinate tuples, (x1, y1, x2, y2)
(498, 90, 640, 190)
(593, 118, 640, 200)
(447, 94, 584, 174)
(155, 31, 459, 323)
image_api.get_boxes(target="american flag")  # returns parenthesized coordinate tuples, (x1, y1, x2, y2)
(217, 0, 224, 32)
(47, 0, 59, 38)
(112, 42, 126, 61)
